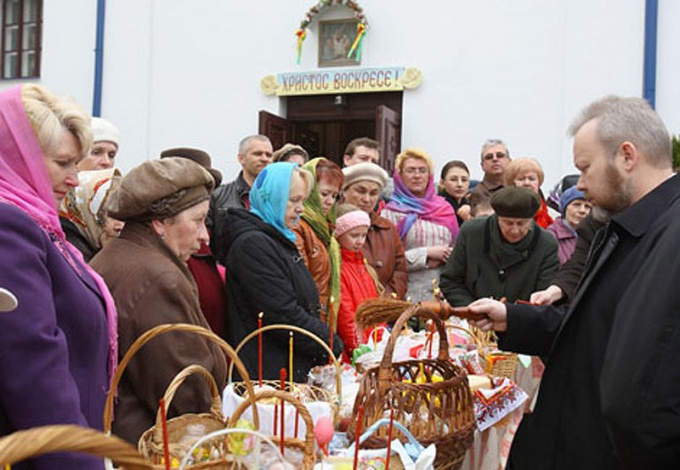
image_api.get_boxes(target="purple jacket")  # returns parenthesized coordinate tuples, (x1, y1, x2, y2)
(546, 217, 578, 265)
(0, 204, 108, 469)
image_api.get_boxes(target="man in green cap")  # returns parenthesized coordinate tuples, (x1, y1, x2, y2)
(440, 186, 559, 306)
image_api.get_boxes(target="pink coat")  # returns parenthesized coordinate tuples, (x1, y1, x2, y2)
(546, 217, 578, 264)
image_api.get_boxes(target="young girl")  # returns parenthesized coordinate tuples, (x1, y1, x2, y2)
(334, 204, 384, 363)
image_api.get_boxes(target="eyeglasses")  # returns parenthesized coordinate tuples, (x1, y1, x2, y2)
(483, 152, 508, 161)
(403, 167, 429, 175)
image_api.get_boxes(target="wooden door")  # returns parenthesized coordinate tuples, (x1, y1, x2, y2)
(259, 110, 320, 158)
(293, 124, 320, 159)
(258, 110, 291, 151)
(375, 105, 400, 174)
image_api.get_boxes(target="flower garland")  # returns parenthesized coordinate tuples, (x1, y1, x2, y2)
(295, 0, 368, 64)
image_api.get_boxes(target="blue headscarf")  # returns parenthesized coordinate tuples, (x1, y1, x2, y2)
(249, 162, 298, 243)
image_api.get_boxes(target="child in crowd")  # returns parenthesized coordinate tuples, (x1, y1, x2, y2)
(334, 204, 384, 363)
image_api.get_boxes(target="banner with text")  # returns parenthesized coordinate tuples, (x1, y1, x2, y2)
(274, 67, 406, 96)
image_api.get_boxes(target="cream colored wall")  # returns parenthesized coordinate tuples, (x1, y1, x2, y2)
(2, 0, 678, 189)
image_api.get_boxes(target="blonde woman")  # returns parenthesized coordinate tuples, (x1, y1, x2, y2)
(381, 148, 458, 302)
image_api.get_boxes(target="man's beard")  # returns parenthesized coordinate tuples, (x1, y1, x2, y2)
(597, 163, 633, 215)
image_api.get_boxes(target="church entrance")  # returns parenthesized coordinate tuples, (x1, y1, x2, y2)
(258, 91, 402, 173)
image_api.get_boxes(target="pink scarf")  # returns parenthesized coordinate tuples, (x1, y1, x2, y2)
(384, 169, 459, 241)
(0, 85, 118, 384)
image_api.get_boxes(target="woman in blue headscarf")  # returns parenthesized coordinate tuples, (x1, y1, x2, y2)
(223, 162, 343, 381)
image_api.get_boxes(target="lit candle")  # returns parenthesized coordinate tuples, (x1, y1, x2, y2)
(353, 405, 364, 470)
(159, 398, 170, 470)
(289, 332, 294, 387)
(280, 368, 286, 455)
(386, 408, 395, 469)
(372, 327, 378, 352)
(258, 312, 264, 388)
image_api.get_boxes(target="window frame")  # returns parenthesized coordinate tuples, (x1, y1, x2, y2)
(1, 0, 43, 80)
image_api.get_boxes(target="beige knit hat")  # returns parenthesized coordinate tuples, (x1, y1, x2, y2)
(341, 162, 388, 190)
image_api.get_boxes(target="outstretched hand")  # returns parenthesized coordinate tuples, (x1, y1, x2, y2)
(530, 285, 564, 305)
(468, 298, 508, 332)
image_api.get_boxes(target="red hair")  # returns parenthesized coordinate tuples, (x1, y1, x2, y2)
(315, 158, 344, 189)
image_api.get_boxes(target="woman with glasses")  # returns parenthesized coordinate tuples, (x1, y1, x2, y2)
(381, 148, 458, 302)
(440, 186, 559, 306)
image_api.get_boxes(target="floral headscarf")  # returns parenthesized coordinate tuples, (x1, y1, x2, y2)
(59, 168, 122, 251)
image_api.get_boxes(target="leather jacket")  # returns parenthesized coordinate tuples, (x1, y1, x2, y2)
(208, 171, 250, 264)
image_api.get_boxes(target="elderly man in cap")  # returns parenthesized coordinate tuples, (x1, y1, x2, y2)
(209, 134, 273, 264)
(467, 96, 680, 468)
(91, 158, 227, 445)
(440, 186, 559, 306)
(341, 162, 407, 299)
(77, 117, 120, 171)
(160, 147, 226, 337)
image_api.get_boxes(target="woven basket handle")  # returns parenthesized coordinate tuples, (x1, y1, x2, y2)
(227, 389, 315, 465)
(151, 365, 224, 443)
(0, 425, 151, 468)
(104, 323, 257, 433)
(379, 306, 450, 377)
(227, 324, 342, 403)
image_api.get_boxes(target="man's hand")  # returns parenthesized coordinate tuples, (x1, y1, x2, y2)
(468, 298, 508, 332)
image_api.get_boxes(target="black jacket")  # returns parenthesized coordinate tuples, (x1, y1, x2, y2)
(551, 211, 607, 302)
(500, 174, 680, 469)
(208, 172, 250, 264)
(223, 208, 343, 382)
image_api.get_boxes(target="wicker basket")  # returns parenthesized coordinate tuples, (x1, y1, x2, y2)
(103, 323, 259, 469)
(227, 324, 341, 399)
(0, 424, 151, 469)
(138, 365, 227, 467)
(228, 389, 316, 470)
(443, 324, 519, 379)
(227, 323, 341, 425)
(348, 306, 476, 470)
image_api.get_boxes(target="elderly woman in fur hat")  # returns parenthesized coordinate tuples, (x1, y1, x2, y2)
(91, 158, 227, 445)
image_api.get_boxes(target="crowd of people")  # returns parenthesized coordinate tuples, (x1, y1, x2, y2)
(0, 82, 678, 469)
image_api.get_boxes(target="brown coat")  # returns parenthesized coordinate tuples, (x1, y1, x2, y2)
(364, 213, 408, 299)
(91, 221, 228, 445)
(293, 218, 331, 312)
